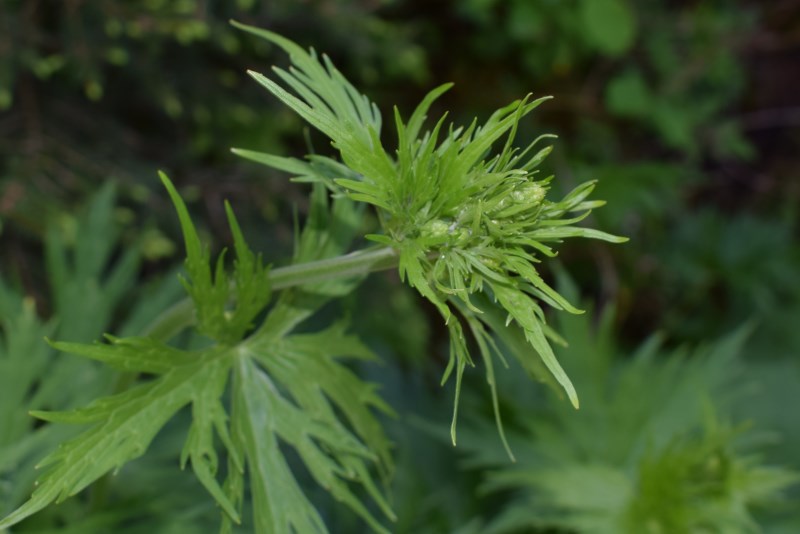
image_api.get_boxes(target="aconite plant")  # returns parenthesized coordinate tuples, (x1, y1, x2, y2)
(0, 22, 626, 533)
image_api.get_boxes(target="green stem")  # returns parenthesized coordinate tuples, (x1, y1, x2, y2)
(270, 246, 398, 289)
(142, 246, 399, 341)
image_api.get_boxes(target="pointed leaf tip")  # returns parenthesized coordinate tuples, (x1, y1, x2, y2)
(157, 170, 171, 186)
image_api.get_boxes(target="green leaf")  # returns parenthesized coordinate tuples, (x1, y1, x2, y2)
(0, 183, 189, 519)
(493, 284, 579, 409)
(45, 182, 142, 344)
(530, 226, 629, 243)
(460, 294, 799, 534)
(233, 320, 396, 533)
(0, 340, 232, 530)
(233, 358, 329, 533)
(2, 178, 394, 533)
(232, 21, 394, 196)
(160, 171, 272, 344)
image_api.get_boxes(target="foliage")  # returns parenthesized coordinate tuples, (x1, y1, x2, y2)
(231, 22, 625, 455)
(0, 22, 627, 531)
(454, 277, 798, 533)
(2, 1, 799, 532)
(0, 185, 183, 524)
(454, 0, 755, 160)
(1, 176, 399, 532)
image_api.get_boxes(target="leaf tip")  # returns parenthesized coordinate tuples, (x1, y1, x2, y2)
(245, 70, 264, 82)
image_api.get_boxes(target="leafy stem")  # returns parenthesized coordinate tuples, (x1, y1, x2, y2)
(231, 19, 627, 448)
(0, 22, 632, 534)
(143, 245, 399, 342)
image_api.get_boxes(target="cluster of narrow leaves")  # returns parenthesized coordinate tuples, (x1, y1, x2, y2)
(231, 21, 626, 455)
(0, 179, 395, 533)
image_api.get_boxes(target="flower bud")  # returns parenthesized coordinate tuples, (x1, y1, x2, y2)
(511, 182, 546, 206)
(420, 218, 450, 242)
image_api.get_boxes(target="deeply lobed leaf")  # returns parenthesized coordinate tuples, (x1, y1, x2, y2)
(160, 172, 272, 344)
(1, 180, 394, 533)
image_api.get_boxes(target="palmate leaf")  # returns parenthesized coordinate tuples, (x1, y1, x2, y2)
(160, 172, 272, 344)
(0, 323, 394, 532)
(0, 179, 394, 533)
(230, 323, 395, 534)
(0, 339, 235, 529)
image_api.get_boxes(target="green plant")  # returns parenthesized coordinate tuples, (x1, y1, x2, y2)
(0, 184, 185, 525)
(0, 22, 626, 533)
(453, 276, 798, 533)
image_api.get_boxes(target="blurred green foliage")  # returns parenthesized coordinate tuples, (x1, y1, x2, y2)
(1, 0, 798, 531)
(0, 186, 191, 528)
(453, 276, 798, 532)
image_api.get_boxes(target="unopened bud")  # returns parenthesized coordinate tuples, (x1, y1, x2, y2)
(512, 182, 546, 205)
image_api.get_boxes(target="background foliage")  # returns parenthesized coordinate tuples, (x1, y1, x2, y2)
(1, 0, 799, 531)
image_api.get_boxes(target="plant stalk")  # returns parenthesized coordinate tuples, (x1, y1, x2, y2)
(143, 246, 398, 341)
